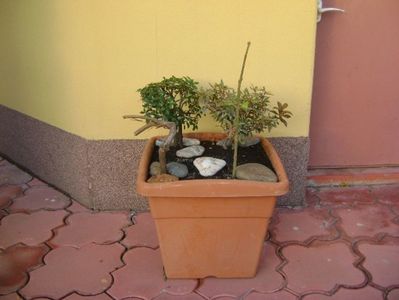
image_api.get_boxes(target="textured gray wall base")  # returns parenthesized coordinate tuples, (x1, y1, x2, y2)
(0, 105, 309, 210)
(270, 137, 310, 207)
(0, 105, 92, 207)
(87, 140, 147, 211)
(0, 105, 148, 211)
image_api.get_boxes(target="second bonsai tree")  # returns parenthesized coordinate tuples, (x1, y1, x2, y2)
(201, 42, 292, 177)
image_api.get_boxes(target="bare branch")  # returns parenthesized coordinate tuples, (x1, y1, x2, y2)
(232, 41, 251, 178)
(134, 123, 156, 136)
(123, 114, 177, 175)
(123, 115, 176, 142)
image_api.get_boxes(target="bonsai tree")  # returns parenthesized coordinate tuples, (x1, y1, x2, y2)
(201, 42, 292, 177)
(138, 76, 203, 148)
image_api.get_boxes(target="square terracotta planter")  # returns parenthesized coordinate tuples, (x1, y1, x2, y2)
(136, 132, 289, 279)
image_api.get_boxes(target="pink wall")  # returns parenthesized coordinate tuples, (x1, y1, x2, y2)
(309, 0, 399, 167)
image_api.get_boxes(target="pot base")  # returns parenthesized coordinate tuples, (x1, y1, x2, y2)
(150, 196, 276, 279)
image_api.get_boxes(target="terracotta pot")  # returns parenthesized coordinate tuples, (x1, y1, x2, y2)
(136, 132, 289, 279)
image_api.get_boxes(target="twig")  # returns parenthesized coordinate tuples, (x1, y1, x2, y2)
(232, 41, 251, 178)
(123, 114, 177, 174)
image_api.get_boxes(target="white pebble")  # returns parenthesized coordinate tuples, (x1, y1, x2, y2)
(176, 145, 205, 158)
(193, 157, 226, 177)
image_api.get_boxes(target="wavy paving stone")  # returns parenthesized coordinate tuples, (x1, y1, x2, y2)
(201, 297, 234, 300)
(20, 243, 124, 299)
(245, 290, 297, 299)
(0, 210, 7, 221)
(0, 185, 23, 209)
(371, 184, 399, 217)
(0, 164, 32, 186)
(50, 212, 130, 248)
(20, 184, 30, 192)
(195, 297, 234, 300)
(0, 159, 6, 165)
(67, 200, 91, 213)
(27, 178, 48, 187)
(108, 248, 197, 300)
(63, 293, 114, 300)
(282, 242, 365, 294)
(333, 204, 399, 237)
(0, 198, 11, 211)
(0, 293, 23, 300)
(388, 288, 399, 300)
(8, 186, 71, 212)
(198, 243, 283, 298)
(302, 286, 383, 299)
(358, 243, 399, 287)
(370, 184, 399, 204)
(271, 207, 337, 242)
(122, 212, 159, 249)
(0, 244, 48, 295)
(0, 210, 68, 249)
(109, 298, 144, 300)
(154, 293, 205, 300)
(317, 187, 374, 207)
(305, 187, 321, 207)
(392, 204, 399, 216)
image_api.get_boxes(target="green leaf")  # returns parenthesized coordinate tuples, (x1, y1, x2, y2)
(241, 101, 249, 111)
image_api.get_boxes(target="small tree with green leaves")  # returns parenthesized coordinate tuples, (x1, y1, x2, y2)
(138, 76, 203, 148)
(201, 42, 292, 177)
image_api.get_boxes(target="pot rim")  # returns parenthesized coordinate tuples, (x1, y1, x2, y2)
(136, 132, 289, 197)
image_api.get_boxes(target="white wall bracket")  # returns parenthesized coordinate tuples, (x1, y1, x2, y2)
(317, 0, 345, 22)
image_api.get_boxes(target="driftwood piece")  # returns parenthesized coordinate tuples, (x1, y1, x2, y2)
(123, 115, 177, 174)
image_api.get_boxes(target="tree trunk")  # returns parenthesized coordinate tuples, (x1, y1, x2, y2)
(175, 124, 184, 148)
(159, 147, 167, 174)
(232, 42, 251, 178)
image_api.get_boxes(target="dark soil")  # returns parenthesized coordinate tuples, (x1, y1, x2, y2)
(150, 141, 275, 180)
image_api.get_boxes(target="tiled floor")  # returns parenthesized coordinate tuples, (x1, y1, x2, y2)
(1, 157, 399, 300)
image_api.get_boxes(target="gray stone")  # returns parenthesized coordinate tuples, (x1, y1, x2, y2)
(156, 137, 200, 147)
(239, 136, 260, 147)
(193, 157, 226, 177)
(176, 145, 205, 158)
(183, 138, 200, 146)
(149, 161, 161, 176)
(216, 136, 260, 148)
(155, 139, 165, 147)
(167, 162, 188, 178)
(236, 163, 277, 182)
(216, 138, 232, 149)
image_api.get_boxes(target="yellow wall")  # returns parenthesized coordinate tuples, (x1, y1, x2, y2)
(0, 0, 317, 140)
